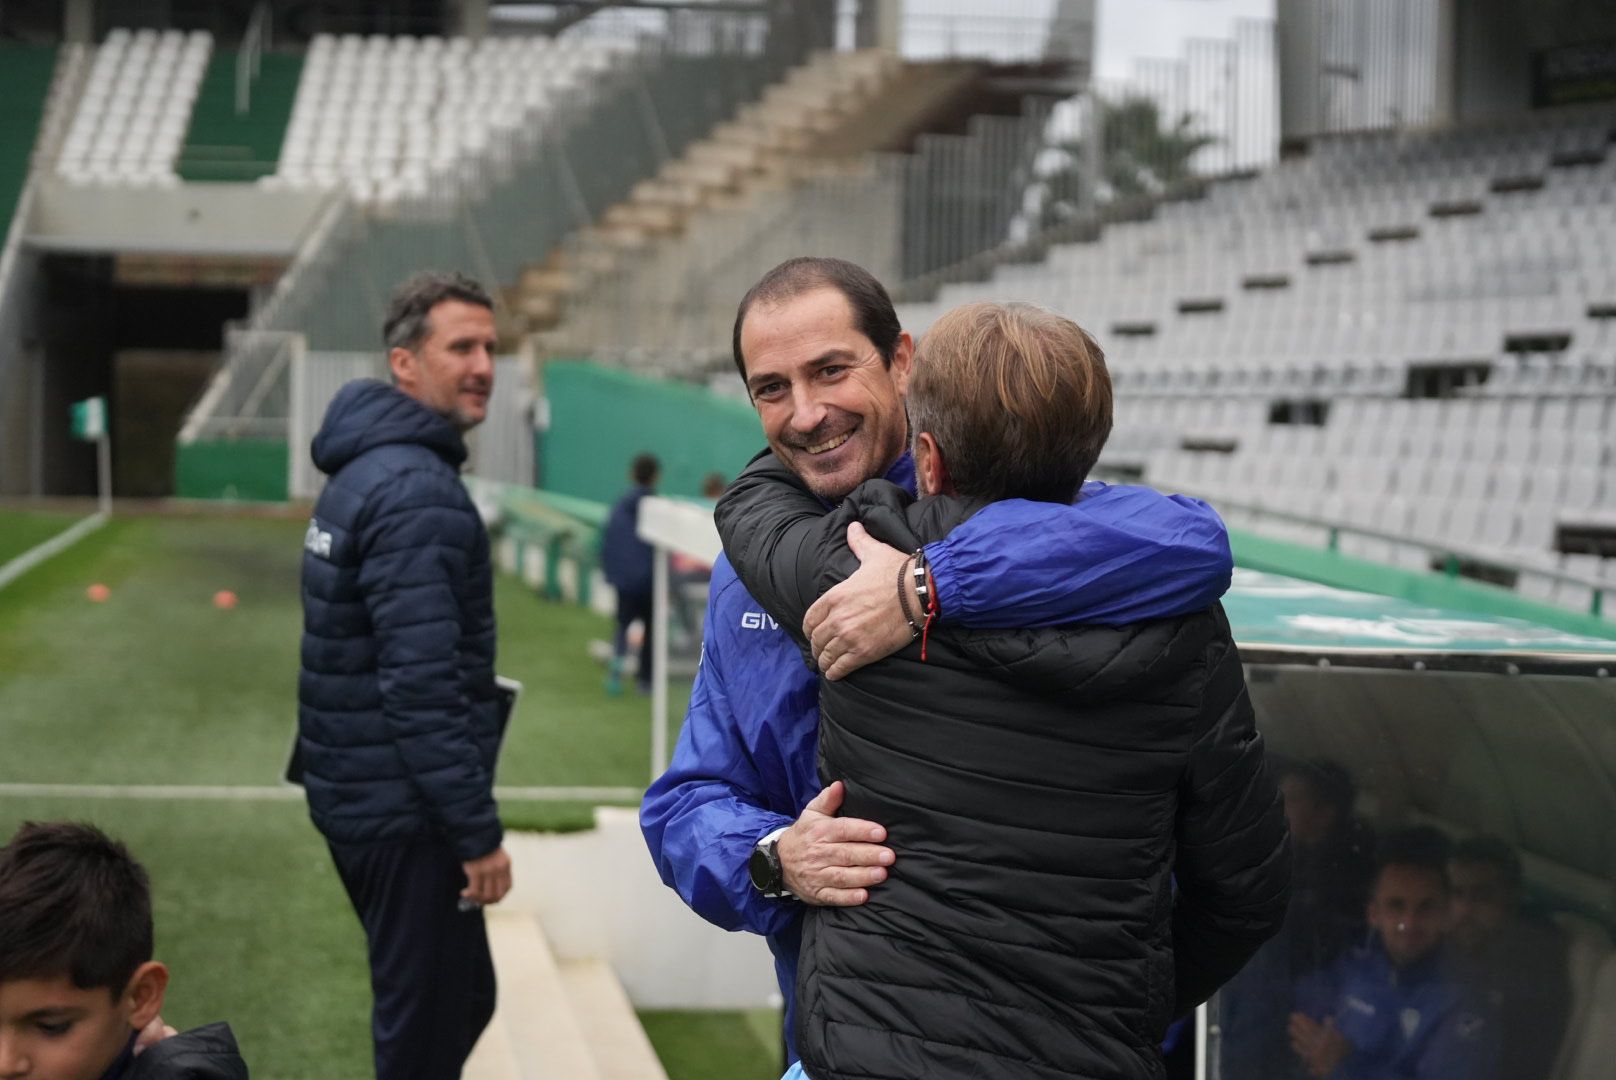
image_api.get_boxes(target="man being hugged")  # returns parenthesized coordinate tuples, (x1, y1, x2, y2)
(715, 301, 1291, 1080)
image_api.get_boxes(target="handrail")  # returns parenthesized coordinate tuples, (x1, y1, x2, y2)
(1168, 485, 1613, 618)
(237, 1, 271, 116)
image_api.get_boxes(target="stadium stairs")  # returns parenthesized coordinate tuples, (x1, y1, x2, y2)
(176, 49, 301, 183)
(506, 48, 902, 334)
(466, 863, 670, 1080)
(505, 49, 1052, 338)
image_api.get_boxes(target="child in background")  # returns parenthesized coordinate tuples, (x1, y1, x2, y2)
(0, 821, 247, 1080)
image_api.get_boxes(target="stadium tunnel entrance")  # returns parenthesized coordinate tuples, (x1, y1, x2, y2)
(26, 253, 247, 498)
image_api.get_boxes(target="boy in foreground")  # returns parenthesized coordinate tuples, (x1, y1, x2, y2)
(0, 822, 247, 1080)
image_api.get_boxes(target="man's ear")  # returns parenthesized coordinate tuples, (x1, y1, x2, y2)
(889, 332, 915, 395)
(915, 431, 949, 497)
(387, 346, 415, 389)
(123, 962, 169, 1031)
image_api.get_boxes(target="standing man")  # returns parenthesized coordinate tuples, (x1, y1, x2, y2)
(602, 452, 661, 695)
(641, 257, 1238, 1060)
(298, 271, 511, 1080)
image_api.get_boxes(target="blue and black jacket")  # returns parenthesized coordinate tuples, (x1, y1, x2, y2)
(1295, 941, 1497, 1080)
(640, 452, 1236, 1060)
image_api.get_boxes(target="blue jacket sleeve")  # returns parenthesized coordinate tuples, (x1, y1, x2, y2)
(640, 586, 801, 938)
(358, 469, 502, 862)
(925, 482, 1233, 627)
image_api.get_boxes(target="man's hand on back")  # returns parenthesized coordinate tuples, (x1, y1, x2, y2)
(778, 780, 894, 905)
(461, 845, 513, 905)
(804, 523, 917, 681)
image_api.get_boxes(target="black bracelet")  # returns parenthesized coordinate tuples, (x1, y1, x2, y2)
(912, 549, 931, 609)
(896, 555, 922, 637)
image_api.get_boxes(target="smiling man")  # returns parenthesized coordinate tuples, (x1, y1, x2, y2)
(643, 258, 1241, 1063)
(297, 271, 510, 1080)
(1290, 828, 1496, 1080)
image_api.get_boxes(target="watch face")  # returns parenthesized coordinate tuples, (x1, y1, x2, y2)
(749, 842, 778, 892)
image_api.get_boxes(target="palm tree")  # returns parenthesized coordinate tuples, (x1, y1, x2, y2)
(1036, 95, 1216, 230)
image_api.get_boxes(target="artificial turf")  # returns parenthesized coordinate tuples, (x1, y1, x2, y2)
(0, 509, 700, 1079)
(0, 507, 85, 565)
(638, 1009, 784, 1080)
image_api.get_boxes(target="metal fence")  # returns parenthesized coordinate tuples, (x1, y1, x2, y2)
(234, 3, 829, 355)
(552, 94, 1053, 368)
(285, 350, 534, 500)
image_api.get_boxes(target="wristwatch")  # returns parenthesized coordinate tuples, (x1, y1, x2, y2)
(749, 827, 792, 898)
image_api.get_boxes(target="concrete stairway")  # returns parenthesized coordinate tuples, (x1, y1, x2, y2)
(465, 887, 668, 1080)
(505, 48, 902, 334)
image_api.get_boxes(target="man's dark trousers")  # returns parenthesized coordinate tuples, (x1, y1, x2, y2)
(615, 588, 654, 688)
(329, 837, 496, 1080)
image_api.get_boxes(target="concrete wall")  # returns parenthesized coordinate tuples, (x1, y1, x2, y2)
(27, 181, 331, 256)
(504, 808, 781, 1011)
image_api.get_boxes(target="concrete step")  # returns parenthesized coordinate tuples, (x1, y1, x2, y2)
(468, 908, 602, 1080)
(659, 157, 741, 191)
(602, 201, 683, 236)
(560, 960, 670, 1080)
(631, 178, 707, 210)
(684, 139, 769, 171)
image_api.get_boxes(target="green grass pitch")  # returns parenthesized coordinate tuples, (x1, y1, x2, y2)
(0, 510, 781, 1079)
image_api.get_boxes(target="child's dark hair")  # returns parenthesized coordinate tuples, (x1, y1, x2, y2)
(0, 821, 153, 997)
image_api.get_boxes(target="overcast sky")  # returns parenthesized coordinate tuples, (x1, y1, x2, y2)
(1095, 0, 1273, 79)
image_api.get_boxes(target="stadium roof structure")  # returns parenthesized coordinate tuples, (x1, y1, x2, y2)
(626, 495, 1616, 673)
(1227, 569, 1616, 673)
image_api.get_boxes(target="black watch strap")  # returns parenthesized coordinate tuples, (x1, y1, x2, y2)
(748, 831, 790, 897)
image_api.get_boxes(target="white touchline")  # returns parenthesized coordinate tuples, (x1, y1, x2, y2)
(0, 512, 109, 592)
(0, 783, 644, 802)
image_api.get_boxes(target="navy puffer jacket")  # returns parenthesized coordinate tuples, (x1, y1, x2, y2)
(297, 379, 503, 860)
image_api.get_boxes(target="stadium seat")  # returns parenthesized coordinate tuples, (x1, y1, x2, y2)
(275, 33, 634, 205)
(902, 104, 1616, 612)
(57, 28, 208, 187)
(1554, 923, 1616, 1080)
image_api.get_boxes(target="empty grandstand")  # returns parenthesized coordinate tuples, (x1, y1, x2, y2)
(896, 104, 1616, 610)
(2, 3, 1616, 1079)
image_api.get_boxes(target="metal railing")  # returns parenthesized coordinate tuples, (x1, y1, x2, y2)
(236, 1, 271, 115)
(231, 3, 823, 356)
(1165, 486, 1615, 620)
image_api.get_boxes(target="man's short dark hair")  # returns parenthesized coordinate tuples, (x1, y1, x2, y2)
(1375, 826, 1452, 889)
(1278, 757, 1356, 818)
(731, 257, 902, 381)
(632, 452, 660, 486)
(0, 822, 153, 997)
(383, 271, 494, 353)
(1451, 835, 1523, 890)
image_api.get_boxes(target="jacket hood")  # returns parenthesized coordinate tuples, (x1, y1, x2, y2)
(311, 379, 466, 475)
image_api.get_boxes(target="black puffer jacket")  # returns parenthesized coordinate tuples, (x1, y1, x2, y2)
(124, 1022, 249, 1080)
(716, 454, 1291, 1080)
(297, 380, 502, 860)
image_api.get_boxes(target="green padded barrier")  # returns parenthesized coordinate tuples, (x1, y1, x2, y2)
(174, 440, 289, 502)
(539, 361, 763, 505)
